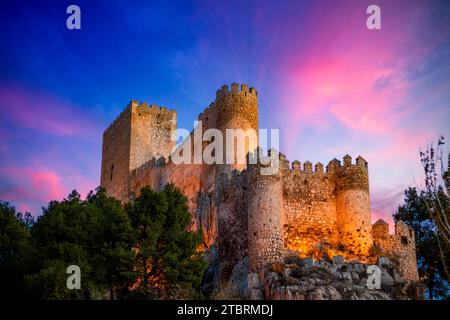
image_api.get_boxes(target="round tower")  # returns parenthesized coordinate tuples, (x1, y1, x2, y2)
(215, 83, 259, 175)
(247, 156, 284, 272)
(334, 155, 373, 257)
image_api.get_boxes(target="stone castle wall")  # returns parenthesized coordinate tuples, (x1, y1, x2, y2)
(100, 83, 419, 284)
(129, 102, 176, 170)
(101, 104, 132, 200)
(282, 160, 339, 257)
(216, 170, 248, 280)
(281, 154, 372, 259)
(334, 156, 373, 257)
(372, 220, 419, 281)
(247, 161, 284, 272)
(101, 101, 176, 201)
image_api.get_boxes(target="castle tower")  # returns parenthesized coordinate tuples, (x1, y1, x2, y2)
(391, 221, 419, 281)
(215, 83, 259, 175)
(333, 155, 373, 256)
(246, 151, 284, 272)
(100, 100, 177, 200)
(372, 219, 419, 281)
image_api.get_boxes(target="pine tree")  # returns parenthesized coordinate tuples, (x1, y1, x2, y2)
(127, 185, 207, 298)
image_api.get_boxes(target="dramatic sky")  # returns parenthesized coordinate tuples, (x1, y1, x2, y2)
(0, 0, 449, 227)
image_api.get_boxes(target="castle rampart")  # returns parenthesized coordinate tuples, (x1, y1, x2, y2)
(215, 83, 259, 174)
(372, 219, 419, 281)
(216, 170, 248, 280)
(334, 155, 372, 257)
(100, 83, 419, 285)
(282, 158, 339, 258)
(247, 154, 284, 272)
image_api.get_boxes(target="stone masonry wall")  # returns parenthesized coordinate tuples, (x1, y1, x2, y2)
(101, 83, 419, 287)
(101, 104, 132, 201)
(281, 155, 372, 260)
(216, 170, 248, 280)
(373, 219, 419, 281)
(215, 83, 259, 174)
(282, 160, 339, 256)
(334, 156, 373, 257)
(129, 102, 176, 170)
(247, 160, 284, 272)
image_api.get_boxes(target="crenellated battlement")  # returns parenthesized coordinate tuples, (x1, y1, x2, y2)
(104, 100, 177, 135)
(215, 83, 258, 101)
(333, 155, 369, 192)
(103, 104, 132, 135)
(372, 219, 415, 245)
(285, 160, 326, 176)
(214, 83, 259, 131)
(372, 219, 419, 281)
(280, 155, 367, 179)
(197, 102, 218, 131)
(325, 155, 368, 174)
(198, 102, 215, 119)
(130, 155, 168, 177)
(101, 83, 419, 285)
(132, 101, 177, 116)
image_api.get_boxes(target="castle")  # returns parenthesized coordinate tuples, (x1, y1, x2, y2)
(100, 83, 419, 285)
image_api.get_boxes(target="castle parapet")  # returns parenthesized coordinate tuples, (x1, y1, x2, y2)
(304, 161, 313, 173)
(215, 83, 259, 131)
(216, 83, 258, 100)
(283, 158, 327, 176)
(103, 102, 133, 135)
(213, 83, 259, 175)
(130, 155, 168, 177)
(315, 162, 324, 173)
(334, 155, 369, 191)
(131, 101, 177, 117)
(372, 220, 419, 281)
(372, 219, 390, 239)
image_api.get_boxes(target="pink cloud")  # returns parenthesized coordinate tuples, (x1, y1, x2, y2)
(0, 127, 8, 153)
(0, 83, 102, 139)
(0, 84, 102, 215)
(266, 0, 446, 143)
(0, 165, 97, 216)
(371, 187, 408, 233)
(371, 209, 395, 234)
(256, 0, 449, 227)
(0, 166, 67, 203)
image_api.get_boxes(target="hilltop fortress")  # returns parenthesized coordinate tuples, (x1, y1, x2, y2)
(100, 83, 419, 289)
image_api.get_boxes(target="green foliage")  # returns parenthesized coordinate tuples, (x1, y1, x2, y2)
(126, 185, 207, 298)
(0, 201, 34, 298)
(0, 185, 207, 299)
(27, 188, 136, 299)
(394, 187, 450, 299)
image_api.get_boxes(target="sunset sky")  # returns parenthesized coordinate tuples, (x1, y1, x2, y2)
(0, 0, 449, 227)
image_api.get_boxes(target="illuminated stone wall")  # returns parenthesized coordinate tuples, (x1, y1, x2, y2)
(101, 83, 419, 284)
(282, 160, 339, 257)
(281, 154, 372, 259)
(372, 219, 419, 281)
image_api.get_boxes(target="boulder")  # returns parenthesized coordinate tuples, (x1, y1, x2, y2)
(342, 272, 353, 282)
(377, 256, 390, 267)
(333, 255, 345, 265)
(228, 257, 249, 297)
(380, 268, 395, 287)
(302, 257, 314, 268)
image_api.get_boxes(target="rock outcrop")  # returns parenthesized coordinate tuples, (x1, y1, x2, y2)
(213, 255, 423, 300)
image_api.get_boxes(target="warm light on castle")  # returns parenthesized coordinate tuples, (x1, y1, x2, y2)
(100, 83, 419, 284)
